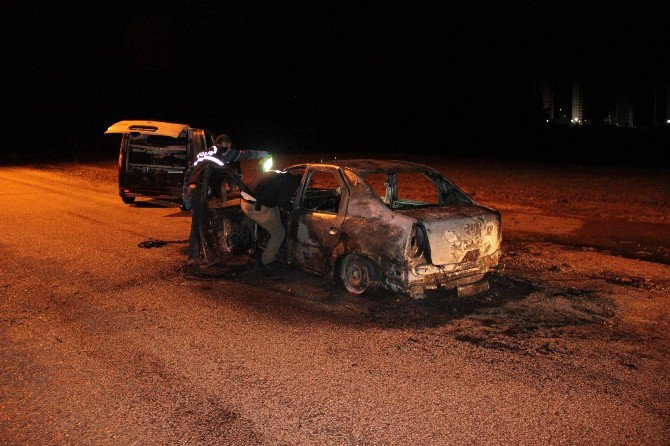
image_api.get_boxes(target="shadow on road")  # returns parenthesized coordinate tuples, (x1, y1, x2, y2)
(130, 199, 182, 209)
(177, 248, 618, 347)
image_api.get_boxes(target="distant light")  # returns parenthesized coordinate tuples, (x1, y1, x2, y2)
(546, 119, 549, 122)
(667, 119, 670, 124)
(262, 155, 273, 172)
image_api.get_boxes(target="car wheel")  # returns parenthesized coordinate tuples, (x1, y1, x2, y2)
(121, 195, 135, 204)
(340, 254, 380, 295)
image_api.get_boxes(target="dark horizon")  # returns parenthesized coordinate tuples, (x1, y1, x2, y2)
(4, 1, 669, 165)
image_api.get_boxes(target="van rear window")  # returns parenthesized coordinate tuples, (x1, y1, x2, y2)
(128, 134, 187, 167)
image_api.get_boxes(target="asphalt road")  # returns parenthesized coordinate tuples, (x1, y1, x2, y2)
(1, 164, 669, 445)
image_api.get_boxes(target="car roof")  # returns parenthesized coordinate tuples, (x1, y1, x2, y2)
(287, 159, 440, 175)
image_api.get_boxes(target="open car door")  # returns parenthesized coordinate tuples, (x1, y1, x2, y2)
(199, 166, 255, 264)
(288, 166, 350, 273)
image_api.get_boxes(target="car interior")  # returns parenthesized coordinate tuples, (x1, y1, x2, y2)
(301, 170, 342, 214)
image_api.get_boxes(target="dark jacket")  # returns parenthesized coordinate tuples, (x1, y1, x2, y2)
(248, 171, 302, 211)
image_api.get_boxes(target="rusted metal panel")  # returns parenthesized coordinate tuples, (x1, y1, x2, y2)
(293, 211, 345, 273)
(287, 165, 350, 274)
(396, 205, 501, 265)
(336, 165, 501, 296)
(339, 168, 415, 258)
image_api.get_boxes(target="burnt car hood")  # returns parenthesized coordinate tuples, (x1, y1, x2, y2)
(397, 205, 501, 265)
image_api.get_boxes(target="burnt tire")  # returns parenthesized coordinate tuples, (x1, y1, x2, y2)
(121, 195, 135, 204)
(339, 254, 380, 295)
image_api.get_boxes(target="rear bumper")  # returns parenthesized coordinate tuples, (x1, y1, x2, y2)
(119, 188, 181, 201)
(407, 250, 500, 291)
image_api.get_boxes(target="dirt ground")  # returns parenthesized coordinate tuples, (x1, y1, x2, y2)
(48, 158, 670, 354)
(41, 158, 670, 338)
(2, 155, 669, 445)
(43, 154, 670, 370)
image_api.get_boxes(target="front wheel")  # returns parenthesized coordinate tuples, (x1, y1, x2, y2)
(339, 254, 380, 295)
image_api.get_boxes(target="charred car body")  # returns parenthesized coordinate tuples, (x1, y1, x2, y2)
(199, 160, 501, 298)
(106, 120, 214, 204)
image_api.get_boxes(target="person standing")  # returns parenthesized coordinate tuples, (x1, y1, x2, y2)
(184, 134, 268, 275)
(240, 170, 302, 270)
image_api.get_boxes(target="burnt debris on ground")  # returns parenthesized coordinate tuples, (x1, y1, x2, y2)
(138, 239, 168, 249)
(186, 257, 618, 343)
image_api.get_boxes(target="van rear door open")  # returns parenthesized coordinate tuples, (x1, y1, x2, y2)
(106, 120, 208, 203)
(105, 121, 189, 138)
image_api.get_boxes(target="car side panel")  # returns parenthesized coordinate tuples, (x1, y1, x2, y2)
(287, 166, 350, 274)
(335, 169, 415, 290)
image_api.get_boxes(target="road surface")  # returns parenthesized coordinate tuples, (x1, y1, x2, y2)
(1, 160, 669, 445)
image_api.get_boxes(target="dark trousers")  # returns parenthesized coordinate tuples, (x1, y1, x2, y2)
(187, 184, 203, 261)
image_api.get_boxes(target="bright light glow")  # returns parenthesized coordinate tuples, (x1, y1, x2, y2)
(667, 119, 670, 124)
(262, 156, 273, 172)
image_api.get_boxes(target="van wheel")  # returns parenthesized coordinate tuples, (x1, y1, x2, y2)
(340, 254, 380, 295)
(121, 195, 135, 204)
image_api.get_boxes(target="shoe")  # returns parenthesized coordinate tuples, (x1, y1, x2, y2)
(251, 259, 276, 275)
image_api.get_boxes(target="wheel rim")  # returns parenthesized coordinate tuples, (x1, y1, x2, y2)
(341, 255, 370, 294)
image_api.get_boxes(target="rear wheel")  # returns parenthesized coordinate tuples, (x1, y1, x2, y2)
(121, 195, 135, 204)
(339, 254, 380, 295)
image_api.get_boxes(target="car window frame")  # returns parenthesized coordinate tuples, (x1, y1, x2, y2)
(299, 166, 348, 216)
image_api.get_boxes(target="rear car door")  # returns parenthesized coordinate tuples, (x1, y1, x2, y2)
(289, 166, 349, 273)
(189, 129, 207, 164)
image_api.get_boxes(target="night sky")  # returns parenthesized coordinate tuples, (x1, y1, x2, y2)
(4, 1, 669, 163)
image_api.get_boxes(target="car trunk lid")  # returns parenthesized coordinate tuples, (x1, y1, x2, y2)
(397, 205, 501, 266)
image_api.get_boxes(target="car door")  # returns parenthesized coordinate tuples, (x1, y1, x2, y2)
(289, 166, 349, 273)
(189, 129, 207, 163)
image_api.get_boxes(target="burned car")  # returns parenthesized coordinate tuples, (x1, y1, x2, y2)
(199, 160, 501, 298)
(105, 120, 214, 204)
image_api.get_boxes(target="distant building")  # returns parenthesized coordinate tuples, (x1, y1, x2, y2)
(554, 79, 571, 125)
(534, 78, 666, 127)
(571, 82, 584, 124)
(537, 80, 554, 122)
(615, 82, 633, 127)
